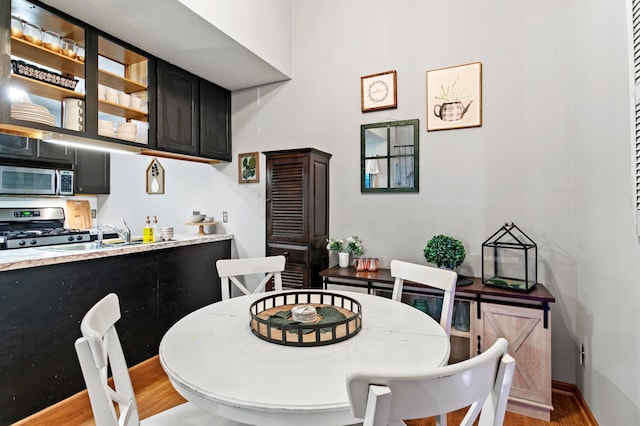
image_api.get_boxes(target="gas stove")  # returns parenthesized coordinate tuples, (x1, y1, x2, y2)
(0, 207, 91, 249)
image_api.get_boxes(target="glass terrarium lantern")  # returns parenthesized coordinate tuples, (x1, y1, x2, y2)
(482, 222, 537, 293)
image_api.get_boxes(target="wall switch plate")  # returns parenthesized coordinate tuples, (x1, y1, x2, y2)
(223, 211, 228, 223)
(91, 209, 96, 219)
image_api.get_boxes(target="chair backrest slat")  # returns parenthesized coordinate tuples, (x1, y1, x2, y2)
(216, 256, 286, 300)
(390, 259, 457, 336)
(347, 337, 515, 426)
(75, 293, 139, 426)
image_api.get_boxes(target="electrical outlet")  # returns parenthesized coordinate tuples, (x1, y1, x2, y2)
(223, 211, 228, 223)
(91, 209, 96, 219)
(579, 341, 585, 365)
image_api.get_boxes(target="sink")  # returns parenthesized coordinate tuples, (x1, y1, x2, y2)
(39, 241, 142, 252)
(39, 242, 102, 252)
(102, 241, 143, 248)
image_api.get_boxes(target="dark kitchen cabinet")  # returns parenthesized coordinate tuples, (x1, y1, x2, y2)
(3, 1, 152, 150)
(0, 134, 71, 163)
(74, 149, 110, 194)
(0, 238, 231, 424)
(0, 133, 33, 158)
(156, 61, 231, 161)
(200, 79, 231, 161)
(37, 140, 73, 162)
(0, 133, 108, 194)
(264, 148, 331, 289)
(156, 60, 199, 155)
(2, 1, 230, 163)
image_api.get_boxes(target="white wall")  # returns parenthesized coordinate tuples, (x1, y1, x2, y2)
(25, 0, 633, 423)
(228, 0, 633, 424)
(100, 152, 268, 260)
(178, 0, 293, 79)
(571, 1, 640, 424)
(232, 0, 577, 371)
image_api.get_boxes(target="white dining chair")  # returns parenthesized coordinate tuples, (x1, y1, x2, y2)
(75, 293, 244, 426)
(346, 337, 515, 426)
(216, 255, 286, 300)
(390, 259, 457, 336)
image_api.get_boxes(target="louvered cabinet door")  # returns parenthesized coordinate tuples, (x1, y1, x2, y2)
(265, 149, 331, 289)
(476, 302, 553, 421)
(267, 156, 307, 242)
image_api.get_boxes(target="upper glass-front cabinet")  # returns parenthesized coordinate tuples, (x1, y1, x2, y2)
(3, 0, 150, 146)
(7, 0, 86, 130)
(97, 35, 149, 144)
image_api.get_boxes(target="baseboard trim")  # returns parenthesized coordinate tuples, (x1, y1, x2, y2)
(552, 380, 599, 426)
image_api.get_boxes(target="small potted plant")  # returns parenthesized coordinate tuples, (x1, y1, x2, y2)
(327, 236, 364, 267)
(344, 236, 364, 256)
(423, 234, 466, 270)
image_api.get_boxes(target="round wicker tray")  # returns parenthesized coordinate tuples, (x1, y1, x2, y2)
(249, 291, 362, 347)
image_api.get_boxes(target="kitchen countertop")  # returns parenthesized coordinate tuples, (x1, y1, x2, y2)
(0, 234, 234, 272)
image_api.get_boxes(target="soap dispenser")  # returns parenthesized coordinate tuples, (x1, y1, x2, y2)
(143, 216, 154, 243)
(153, 216, 159, 242)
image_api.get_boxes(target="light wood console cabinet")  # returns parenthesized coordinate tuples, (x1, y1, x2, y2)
(320, 266, 555, 421)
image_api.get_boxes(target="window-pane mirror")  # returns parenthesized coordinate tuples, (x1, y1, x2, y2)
(361, 119, 419, 193)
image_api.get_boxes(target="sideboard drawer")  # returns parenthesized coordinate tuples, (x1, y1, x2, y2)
(267, 243, 309, 265)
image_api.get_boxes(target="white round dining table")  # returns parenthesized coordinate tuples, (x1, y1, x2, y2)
(159, 290, 450, 425)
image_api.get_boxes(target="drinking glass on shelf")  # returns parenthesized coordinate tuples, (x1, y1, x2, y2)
(43, 31, 61, 53)
(76, 45, 85, 62)
(11, 16, 23, 38)
(22, 21, 42, 46)
(454, 300, 470, 332)
(61, 38, 77, 58)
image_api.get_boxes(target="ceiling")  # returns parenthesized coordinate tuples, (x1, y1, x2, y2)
(40, 0, 290, 91)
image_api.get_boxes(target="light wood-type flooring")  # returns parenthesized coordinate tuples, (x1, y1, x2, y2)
(13, 355, 598, 426)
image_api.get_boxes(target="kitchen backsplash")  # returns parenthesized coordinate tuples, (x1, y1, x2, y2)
(0, 195, 97, 229)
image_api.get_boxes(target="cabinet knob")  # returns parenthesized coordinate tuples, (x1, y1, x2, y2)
(283, 251, 289, 257)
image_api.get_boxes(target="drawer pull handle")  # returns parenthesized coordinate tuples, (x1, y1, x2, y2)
(283, 251, 289, 256)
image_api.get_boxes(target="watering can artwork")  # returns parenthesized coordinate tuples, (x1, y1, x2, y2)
(434, 100, 473, 122)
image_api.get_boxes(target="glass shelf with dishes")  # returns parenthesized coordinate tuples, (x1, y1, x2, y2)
(96, 35, 149, 145)
(7, 0, 86, 131)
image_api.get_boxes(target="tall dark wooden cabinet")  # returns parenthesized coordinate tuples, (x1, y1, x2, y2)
(264, 148, 331, 289)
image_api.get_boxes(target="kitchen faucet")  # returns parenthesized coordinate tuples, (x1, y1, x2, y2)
(97, 218, 131, 247)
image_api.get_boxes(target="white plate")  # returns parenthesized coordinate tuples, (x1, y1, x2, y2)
(11, 112, 55, 126)
(115, 133, 136, 141)
(11, 102, 50, 114)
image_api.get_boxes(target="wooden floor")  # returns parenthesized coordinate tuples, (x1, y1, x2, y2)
(13, 355, 598, 426)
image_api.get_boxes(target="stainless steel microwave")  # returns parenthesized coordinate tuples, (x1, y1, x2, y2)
(0, 165, 74, 195)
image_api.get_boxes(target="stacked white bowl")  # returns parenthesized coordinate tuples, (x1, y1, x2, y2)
(116, 122, 137, 142)
(160, 227, 174, 241)
(98, 119, 115, 137)
(63, 98, 83, 131)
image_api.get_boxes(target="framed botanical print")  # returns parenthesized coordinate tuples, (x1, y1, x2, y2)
(238, 152, 260, 184)
(361, 70, 398, 112)
(426, 62, 482, 131)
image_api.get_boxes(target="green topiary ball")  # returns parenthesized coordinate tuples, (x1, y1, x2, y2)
(423, 234, 466, 270)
